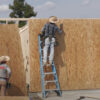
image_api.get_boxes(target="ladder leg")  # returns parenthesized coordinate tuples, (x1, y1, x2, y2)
(52, 63, 62, 96)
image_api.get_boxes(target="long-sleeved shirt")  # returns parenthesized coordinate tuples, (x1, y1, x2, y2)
(41, 23, 62, 38)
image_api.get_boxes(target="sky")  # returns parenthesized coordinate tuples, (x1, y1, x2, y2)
(0, 0, 100, 18)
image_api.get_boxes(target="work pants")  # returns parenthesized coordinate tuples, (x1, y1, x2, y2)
(43, 37, 55, 64)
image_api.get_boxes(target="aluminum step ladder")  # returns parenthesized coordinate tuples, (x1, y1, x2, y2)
(38, 35, 62, 98)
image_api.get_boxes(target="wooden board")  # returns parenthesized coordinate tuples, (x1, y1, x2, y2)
(0, 96, 29, 100)
(29, 19, 100, 92)
(19, 25, 30, 85)
(0, 24, 27, 95)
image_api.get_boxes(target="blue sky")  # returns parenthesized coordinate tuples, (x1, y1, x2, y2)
(0, 0, 100, 18)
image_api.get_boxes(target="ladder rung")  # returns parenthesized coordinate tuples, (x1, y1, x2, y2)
(45, 89, 59, 91)
(45, 80, 57, 83)
(44, 72, 56, 75)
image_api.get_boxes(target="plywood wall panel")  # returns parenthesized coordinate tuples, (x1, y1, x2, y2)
(29, 19, 100, 92)
(0, 24, 27, 95)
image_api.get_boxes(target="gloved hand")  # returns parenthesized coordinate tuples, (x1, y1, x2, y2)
(39, 33, 44, 38)
(39, 33, 42, 36)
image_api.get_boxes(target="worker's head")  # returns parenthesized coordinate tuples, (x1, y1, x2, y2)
(49, 16, 59, 24)
(0, 56, 10, 64)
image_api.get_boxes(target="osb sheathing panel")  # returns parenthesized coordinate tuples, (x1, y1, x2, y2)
(0, 24, 27, 95)
(29, 19, 100, 92)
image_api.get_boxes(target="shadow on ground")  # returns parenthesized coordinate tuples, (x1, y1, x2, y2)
(7, 83, 25, 96)
(29, 93, 43, 100)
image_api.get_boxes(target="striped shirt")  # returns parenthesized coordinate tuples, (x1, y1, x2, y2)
(0, 64, 11, 80)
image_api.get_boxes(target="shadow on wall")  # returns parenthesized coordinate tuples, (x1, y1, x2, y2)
(7, 84, 25, 96)
(55, 26, 66, 77)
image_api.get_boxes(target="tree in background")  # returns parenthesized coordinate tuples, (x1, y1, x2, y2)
(9, 0, 37, 27)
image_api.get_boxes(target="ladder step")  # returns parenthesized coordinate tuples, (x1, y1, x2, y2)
(44, 72, 56, 75)
(45, 80, 57, 83)
(45, 89, 59, 91)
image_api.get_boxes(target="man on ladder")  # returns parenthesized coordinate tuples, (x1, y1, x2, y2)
(40, 16, 63, 67)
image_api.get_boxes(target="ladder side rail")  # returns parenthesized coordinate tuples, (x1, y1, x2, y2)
(52, 62, 62, 96)
(52, 62, 60, 89)
(38, 35, 46, 97)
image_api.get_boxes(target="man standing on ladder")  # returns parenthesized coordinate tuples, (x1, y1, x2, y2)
(0, 56, 11, 96)
(40, 16, 63, 66)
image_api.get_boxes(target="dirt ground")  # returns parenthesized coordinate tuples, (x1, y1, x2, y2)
(29, 90, 100, 100)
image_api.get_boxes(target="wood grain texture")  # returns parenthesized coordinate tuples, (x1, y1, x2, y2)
(0, 24, 27, 95)
(29, 19, 100, 92)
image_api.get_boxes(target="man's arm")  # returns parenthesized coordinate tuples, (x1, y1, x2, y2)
(40, 24, 47, 37)
(56, 24, 63, 34)
(6, 66, 11, 79)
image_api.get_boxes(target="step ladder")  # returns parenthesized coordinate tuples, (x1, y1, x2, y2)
(38, 35, 62, 98)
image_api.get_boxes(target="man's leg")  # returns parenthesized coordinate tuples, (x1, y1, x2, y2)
(0, 83, 1, 96)
(49, 38, 55, 65)
(43, 37, 50, 66)
(0, 81, 6, 96)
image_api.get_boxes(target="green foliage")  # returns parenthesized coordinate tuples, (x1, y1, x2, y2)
(19, 21, 27, 27)
(9, 0, 37, 27)
(24, 3, 37, 18)
(8, 21, 15, 24)
(0, 21, 6, 24)
(0, 21, 15, 24)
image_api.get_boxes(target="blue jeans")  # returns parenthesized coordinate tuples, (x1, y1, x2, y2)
(43, 37, 55, 64)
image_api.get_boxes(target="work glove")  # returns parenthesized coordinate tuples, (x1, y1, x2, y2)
(39, 33, 41, 36)
(39, 33, 44, 38)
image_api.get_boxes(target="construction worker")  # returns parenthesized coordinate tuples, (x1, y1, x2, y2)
(40, 16, 63, 66)
(0, 56, 11, 96)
